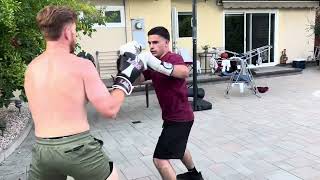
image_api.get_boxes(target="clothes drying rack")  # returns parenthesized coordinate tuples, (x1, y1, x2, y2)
(220, 45, 272, 98)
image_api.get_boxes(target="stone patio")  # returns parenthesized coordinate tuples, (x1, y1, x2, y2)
(0, 67, 320, 180)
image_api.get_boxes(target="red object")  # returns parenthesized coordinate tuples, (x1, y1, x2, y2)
(220, 52, 228, 59)
(257, 87, 269, 93)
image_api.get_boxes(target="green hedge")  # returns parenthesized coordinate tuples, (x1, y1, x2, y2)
(0, 0, 107, 107)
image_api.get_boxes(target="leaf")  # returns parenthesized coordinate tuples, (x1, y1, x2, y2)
(0, 0, 106, 107)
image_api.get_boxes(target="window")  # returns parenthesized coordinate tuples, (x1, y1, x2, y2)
(105, 10, 121, 23)
(95, 6, 125, 28)
(178, 12, 192, 38)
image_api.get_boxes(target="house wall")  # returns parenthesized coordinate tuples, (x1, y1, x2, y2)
(125, 0, 172, 48)
(77, 0, 126, 79)
(172, 0, 224, 56)
(278, 9, 315, 62)
(77, 0, 126, 56)
(79, 0, 317, 74)
(124, 0, 225, 56)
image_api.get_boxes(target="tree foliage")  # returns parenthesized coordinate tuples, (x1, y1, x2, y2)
(0, 0, 107, 107)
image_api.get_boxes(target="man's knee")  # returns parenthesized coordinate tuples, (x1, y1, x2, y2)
(106, 165, 119, 180)
(153, 158, 171, 169)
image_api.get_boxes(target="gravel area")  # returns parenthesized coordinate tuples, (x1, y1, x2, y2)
(0, 103, 31, 151)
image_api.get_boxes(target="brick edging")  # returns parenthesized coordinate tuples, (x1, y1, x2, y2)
(0, 119, 33, 164)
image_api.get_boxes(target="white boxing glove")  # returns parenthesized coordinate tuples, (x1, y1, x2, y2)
(138, 52, 174, 76)
(119, 41, 142, 55)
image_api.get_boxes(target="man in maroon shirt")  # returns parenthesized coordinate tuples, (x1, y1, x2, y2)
(137, 27, 204, 180)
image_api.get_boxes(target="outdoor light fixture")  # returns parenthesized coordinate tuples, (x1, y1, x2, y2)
(0, 119, 6, 136)
(14, 100, 22, 113)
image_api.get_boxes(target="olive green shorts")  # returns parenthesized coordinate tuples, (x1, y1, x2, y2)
(28, 131, 112, 180)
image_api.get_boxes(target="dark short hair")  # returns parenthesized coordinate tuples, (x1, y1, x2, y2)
(36, 6, 77, 41)
(148, 26, 170, 41)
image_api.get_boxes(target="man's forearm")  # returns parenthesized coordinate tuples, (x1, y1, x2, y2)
(110, 89, 125, 103)
(170, 65, 189, 79)
(137, 52, 189, 79)
(106, 89, 125, 118)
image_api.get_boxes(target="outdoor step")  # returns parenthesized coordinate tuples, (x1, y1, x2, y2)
(99, 69, 117, 75)
(99, 65, 117, 69)
(98, 61, 117, 65)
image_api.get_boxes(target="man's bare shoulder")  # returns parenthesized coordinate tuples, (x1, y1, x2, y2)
(73, 55, 97, 75)
(75, 56, 95, 67)
(26, 53, 97, 76)
(28, 54, 43, 66)
(25, 54, 44, 76)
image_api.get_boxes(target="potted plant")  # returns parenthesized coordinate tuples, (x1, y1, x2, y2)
(201, 45, 210, 53)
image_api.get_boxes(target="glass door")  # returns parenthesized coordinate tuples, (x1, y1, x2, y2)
(225, 12, 275, 65)
(246, 13, 275, 64)
(225, 14, 244, 54)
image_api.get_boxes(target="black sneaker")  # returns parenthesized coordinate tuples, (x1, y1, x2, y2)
(176, 171, 204, 180)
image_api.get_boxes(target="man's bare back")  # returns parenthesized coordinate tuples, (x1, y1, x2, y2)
(24, 51, 105, 138)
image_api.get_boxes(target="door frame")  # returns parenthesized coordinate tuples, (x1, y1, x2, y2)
(223, 9, 279, 66)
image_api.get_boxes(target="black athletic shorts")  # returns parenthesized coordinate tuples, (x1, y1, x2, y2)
(153, 120, 194, 159)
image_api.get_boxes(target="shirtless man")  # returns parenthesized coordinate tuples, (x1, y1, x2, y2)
(24, 6, 144, 180)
